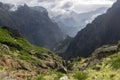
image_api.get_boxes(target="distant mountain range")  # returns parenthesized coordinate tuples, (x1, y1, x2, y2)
(0, 2, 64, 50)
(52, 7, 108, 37)
(65, 0, 120, 59)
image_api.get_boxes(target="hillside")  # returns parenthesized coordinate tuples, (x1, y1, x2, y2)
(0, 26, 64, 80)
(65, 42, 120, 80)
(54, 36, 73, 54)
(0, 3, 64, 50)
(66, 0, 120, 59)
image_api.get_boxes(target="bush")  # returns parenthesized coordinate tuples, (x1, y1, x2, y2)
(0, 66, 3, 70)
(111, 53, 120, 69)
(73, 72, 88, 80)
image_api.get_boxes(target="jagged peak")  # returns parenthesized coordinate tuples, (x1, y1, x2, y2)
(31, 6, 47, 13)
(0, 2, 13, 10)
(17, 4, 30, 11)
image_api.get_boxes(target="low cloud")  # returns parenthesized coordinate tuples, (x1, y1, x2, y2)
(0, 0, 116, 16)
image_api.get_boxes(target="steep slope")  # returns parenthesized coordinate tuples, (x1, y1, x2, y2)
(0, 3, 64, 50)
(55, 36, 73, 53)
(66, 42, 120, 80)
(0, 26, 64, 80)
(66, 0, 120, 58)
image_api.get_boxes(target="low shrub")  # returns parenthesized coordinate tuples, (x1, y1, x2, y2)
(73, 72, 88, 80)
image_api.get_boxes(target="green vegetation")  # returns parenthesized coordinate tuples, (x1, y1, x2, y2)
(54, 72, 65, 80)
(0, 27, 63, 80)
(33, 75, 45, 80)
(0, 27, 54, 63)
(66, 42, 120, 80)
(73, 72, 88, 80)
(32, 72, 66, 80)
(110, 52, 120, 69)
(0, 66, 3, 70)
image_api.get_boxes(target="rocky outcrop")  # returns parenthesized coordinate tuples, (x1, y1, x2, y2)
(92, 45, 118, 59)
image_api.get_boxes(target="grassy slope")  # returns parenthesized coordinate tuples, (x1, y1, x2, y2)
(0, 27, 63, 80)
(66, 43, 120, 80)
(35, 44, 120, 80)
(0, 27, 53, 64)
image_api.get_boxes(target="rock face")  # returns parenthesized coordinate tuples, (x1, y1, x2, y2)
(65, 0, 120, 59)
(0, 3, 64, 50)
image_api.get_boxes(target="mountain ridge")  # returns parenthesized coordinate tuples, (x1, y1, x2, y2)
(65, 0, 120, 59)
(0, 3, 64, 50)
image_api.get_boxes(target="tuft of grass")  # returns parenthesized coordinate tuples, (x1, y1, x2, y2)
(33, 75, 45, 80)
(110, 52, 120, 69)
(73, 72, 88, 80)
(0, 66, 3, 70)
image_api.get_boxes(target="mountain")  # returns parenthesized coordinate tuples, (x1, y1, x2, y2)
(65, 0, 119, 58)
(52, 7, 108, 37)
(0, 3, 64, 50)
(0, 26, 65, 80)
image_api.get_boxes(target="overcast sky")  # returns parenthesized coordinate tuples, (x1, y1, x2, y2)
(0, 0, 116, 16)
